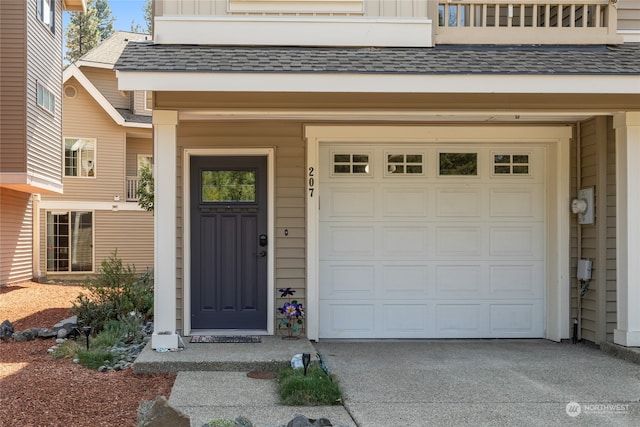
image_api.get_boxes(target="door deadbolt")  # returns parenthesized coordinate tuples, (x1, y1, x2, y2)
(259, 234, 268, 247)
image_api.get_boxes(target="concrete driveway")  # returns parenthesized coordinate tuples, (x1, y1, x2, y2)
(314, 340, 640, 426)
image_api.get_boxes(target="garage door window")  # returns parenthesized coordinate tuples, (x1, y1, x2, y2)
(386, 153, 424, 175)
(493, 154, 530, 175)
(332, 153, 370, 175)
(439, 152, 477, 176)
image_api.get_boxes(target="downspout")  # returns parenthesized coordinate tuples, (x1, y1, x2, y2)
(32, 194, 42, 282)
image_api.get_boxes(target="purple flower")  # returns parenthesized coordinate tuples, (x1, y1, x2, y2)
(279, 287, 295, 297)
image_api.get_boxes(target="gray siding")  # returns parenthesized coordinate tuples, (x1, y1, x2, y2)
(25, 0, 64, 187)
(175, 121, 306, 332)
(0, 189, 33, 285)
(575, 117, 616, 345)
(0, 0, 27, 173)
(618, 0, 640, 31)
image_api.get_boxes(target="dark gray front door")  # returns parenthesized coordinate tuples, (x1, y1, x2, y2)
(190, 156, 268, 329)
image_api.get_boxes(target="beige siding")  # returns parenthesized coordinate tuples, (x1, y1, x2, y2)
(175, 121, 305, 332)
(80, 67, 129, 109)
(575, 117, 615, 345)
(0, 0, 27, 173)
(618, 0, 640, 31)
(25, 0, 64, 187)
(126, 138, 153, 177)
(605, 121, 617, 342)
(0, 189, 33, 285)
(132, 91, 152, 116)
(49, 77, 127, 201)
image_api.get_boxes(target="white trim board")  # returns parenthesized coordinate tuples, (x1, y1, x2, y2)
(304, 125, 571, 342)
(182, 148, 276, 337)
(117, 71, 640, 95)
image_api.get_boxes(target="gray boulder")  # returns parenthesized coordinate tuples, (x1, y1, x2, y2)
(137, 396, 190, 427)
(0, 320, 14, 340)
(287, 414, 333, 427)
(12, 328, 38, 342)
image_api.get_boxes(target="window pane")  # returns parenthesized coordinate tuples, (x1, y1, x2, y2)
(202, 170, 256, 202)
(406, 155, 422, 163)
(494, 154, 510, 164)
(513, 155, 529, 163)
(65, 138, 95, 177)
(407, 165, 423, 174)
(334, 154, 350, 163)
(513, 165, 529, 174)
(439, 153, 477, 176)
(334, 165, 350, 174)
(352, 154, 369, 163)
(70, 212, 93, 271)
(46, 212, 69, 272)
(494, 165, 511, 174)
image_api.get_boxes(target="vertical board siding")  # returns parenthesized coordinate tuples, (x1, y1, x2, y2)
(25, 0, 64, 186)
(0, 0, 27, 172)
(0, 189, 33, 285)
(618, 0, 640, 31)
(80, 67, 130, 109)
(176, 121, 305, 332)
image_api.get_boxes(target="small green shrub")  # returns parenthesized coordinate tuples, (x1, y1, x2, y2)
(51, 340, 81, 360)
(91, 319, 128, 348)
(71, 250, 153, 333)
(276, 365, 342, 406)
(77, 348, 114, 370)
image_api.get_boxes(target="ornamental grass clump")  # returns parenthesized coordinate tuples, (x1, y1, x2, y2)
(276, 365, 342, 406)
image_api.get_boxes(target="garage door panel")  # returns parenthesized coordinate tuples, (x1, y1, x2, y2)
(490, 187, 544, 218)
(436, 188, 483, 217)
(382, 226, 428, 257)
(489, 224, 544, 257)
(490, 303, 544, 336)
(322, 225, 375, 257)
(436, 227, 483, 256)
(325, 185, 375, 218)
(382, 187, 429, 217)
(321, 264, 375, 297)
(382, 304, 429, 335)
(382, 265, 430, 296)
(436, 304, 485, 336)
(436, 265, 482, 295)
(320, 303, 376, 338)
(490, 264, 543, 296)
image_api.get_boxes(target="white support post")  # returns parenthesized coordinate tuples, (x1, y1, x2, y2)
(151, 110, 179, 350)
(614, 112, 640, 347)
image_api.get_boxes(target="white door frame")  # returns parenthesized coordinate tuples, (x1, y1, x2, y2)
(182, 148, 275, 336)
(305, 125, 571, 342)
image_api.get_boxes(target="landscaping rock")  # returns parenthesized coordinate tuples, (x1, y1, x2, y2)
(53, 316, 77, 333)
(57, 328, 68, 339)
(12, 328, 38, 342)
(0, 320, 14, 340)
(137, 396, 190, 427)
(37, 328, 56, 338)
(286, 414, 333, 427)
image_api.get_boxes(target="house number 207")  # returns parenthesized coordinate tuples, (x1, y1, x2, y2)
(308, 167, 315, 197)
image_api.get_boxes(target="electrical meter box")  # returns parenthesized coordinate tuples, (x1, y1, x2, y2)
(577, 259, 592, 281)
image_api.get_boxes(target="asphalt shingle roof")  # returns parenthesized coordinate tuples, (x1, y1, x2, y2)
(115, 109, 152, 123)
(115, 42, 640, 75)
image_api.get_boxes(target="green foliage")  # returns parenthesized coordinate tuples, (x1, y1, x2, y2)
(93, 0, 114, 41)
(77, 348, 114, 370)
(136, 164, 154, 212)
(65, 1, 100, 63)
(91, 319, 128, 348)
(144, 0, 153, 34)
(51, 340, 81, 360)
(276, 365, 342, 406)
(72, 250, 153, 333)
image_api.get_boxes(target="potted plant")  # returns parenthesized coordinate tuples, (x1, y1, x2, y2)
(277, 287, 304, 339)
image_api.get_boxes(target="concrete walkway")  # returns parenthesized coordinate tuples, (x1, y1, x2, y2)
(136, 338, 640, 426)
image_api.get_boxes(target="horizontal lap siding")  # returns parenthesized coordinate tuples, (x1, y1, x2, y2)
(126, 138, 153, 177)
(176, 121, 305, 332)
(25, 0, 64, 188)
(81, 67, 129, 109)
(606, 120, 616, 342)
(94, 211, 154, 272)
(618, 0, 640, 31)
(0, 189, 33, 285)
(0, 1, 27, 173)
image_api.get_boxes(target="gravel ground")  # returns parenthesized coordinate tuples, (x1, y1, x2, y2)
(0, 281, 175, 427)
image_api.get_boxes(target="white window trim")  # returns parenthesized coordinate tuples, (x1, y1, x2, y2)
(143, 91, 152, 111)
(64, 137, 97, 178)
(36, 82, 55, 114)
(304, 125, 571, 342)
(37, 0, 55, 33)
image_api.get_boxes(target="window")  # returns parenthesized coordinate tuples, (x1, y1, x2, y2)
(37, 0, 55, 33)
(46, 211, 93, 272)
(201, 170, 256, 202)
(439, 152, 478, 176)
(137, 154, 153, 175)
(332, 153, 371, 175)
(37, 82, 55, 114)
(143, 91, 152, 111)
(65, 138, 96, 177)
(386, 153, 423, 175)
(493, 153, 530, 175)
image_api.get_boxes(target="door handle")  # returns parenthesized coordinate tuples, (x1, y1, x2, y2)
(258, 250, 267, 257)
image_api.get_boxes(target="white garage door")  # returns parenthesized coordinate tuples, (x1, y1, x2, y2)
(319, 144, 546, 338)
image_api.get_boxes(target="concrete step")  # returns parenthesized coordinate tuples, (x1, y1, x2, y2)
(133, 335, 316, 374)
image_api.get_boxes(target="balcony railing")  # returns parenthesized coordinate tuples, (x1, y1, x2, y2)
(126, 176, 140, 201)
(434, 1, 621, 45)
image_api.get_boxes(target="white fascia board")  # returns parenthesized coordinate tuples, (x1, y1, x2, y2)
(64, 64, 126, 126)
(39, 200, 147, 211)
(619, 30, 640, 43)
(117, 71, 640, 95)
(76, 60, 114, 70)
(154, 16, 432, 47)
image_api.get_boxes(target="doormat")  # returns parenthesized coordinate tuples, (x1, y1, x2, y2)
(189, 335, 262, 343)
